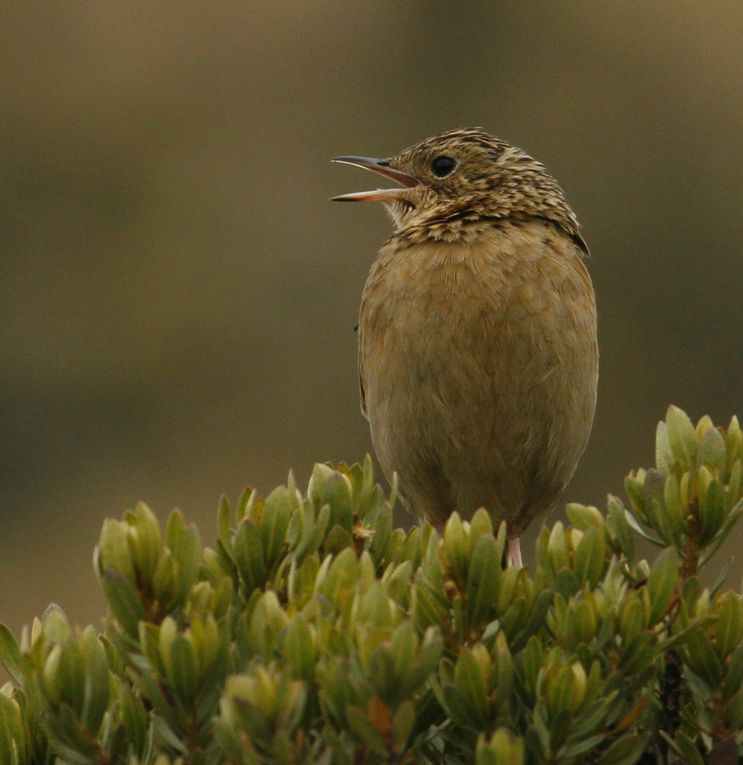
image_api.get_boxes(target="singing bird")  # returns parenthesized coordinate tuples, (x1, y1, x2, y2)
(332, 128, 597, 567)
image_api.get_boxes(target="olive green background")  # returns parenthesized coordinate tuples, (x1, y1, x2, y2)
(2, 2, 742, 635)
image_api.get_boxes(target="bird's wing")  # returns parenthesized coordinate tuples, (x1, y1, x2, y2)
(357, 323, 368, 419)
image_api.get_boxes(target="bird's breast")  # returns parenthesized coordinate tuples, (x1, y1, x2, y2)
(358, 218, 598, 525)
(362, 221, 592, 360)
(358, 218, 597, 435)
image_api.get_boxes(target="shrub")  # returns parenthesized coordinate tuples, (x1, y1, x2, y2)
(1, 406, 742, 764)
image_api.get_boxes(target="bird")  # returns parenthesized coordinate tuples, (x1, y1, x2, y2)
(331, 128, 597, 567)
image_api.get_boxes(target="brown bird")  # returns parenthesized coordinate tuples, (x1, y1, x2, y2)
(332, 128, 597, 567)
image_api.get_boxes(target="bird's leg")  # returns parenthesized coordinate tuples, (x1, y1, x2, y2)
(506, 534, 523, 568)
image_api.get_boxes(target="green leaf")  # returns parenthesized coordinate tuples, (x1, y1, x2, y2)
(606, 495, 634, 559)
(79, 627, 109, 735)
(138, 622, 164, 676)
(234, 519, 265, 592)
(127, 502, 162, 582)
(151, 549, 176, 608)
(511, 588, 552, 649)
(283, 619, 316, 682)
(470, 508, 494, 542)
(287, 554, 319, 608)
(646, 548, 679, 624)
(662, 474, 685, 533)
(0, 692, 24, 765)
(113, 677, 148, 756)
(624, 473, 650, 526)
(683, 629, 723, 686)
(466, 535, 501, 629)
(622, 505, 664, 547)
(313, 470, 353, 533)
(261, 486, 293, 568)
(392, 699, 415, 752)
(573, 526, 605, 587)
(318, 547, 359, 611)
(646, 497, 676, 547)
(714, 592, 743, 661)
(493, 632, 514, 704)
(453, 647, 489, 724)
(598, 732, 650, 765)
(655, 420, 673, 474)
(346, 704, 384, 754)
(169, 634, 198, 703)
(565, 595, 598, 646)
(515, 635, 543, 698)
(698, 426, 727, 471)
(666, 405, 697, 468)
(357, 581, 394, 628)
(553, 568, 581, 599)
(0, 626, 22, 686)
(367, 502, 393, 563)
(722, 644, 743, 699)
(660, 730, 705, 765)
(724, 686, 743, 730)
(567, 503, 604, 531)
(153, 714, 188, 754)
(97, 519, 136, 584)
(618, 597, 645, 644)
(384, 560, 412, 608)
(543, 664, 575, 722)
(727, 456, 742, 506)
(217, 495, 233, 558)
(293, 502, 330, 563)
(546, 522, 569, 571)
(390, 622, 418, 688)
(236, 486, 255, 524)
(101, 569, 146, 637)
(665, 619, 719, 665)
(496, 566, 520, 613)
(477, 728, 524, 765)
(443, 513, 468, 586)
(500, 597, 529, 637)
(619, 632, 657, 674)
(165, 510, 201, 600)
(561, 733, 606, 758)
(323, 523, 354, 555)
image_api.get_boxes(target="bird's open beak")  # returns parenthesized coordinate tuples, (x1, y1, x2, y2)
(331, 156, 419, 203)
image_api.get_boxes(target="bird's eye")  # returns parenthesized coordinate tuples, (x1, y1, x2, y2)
(431, 155, 456, 178)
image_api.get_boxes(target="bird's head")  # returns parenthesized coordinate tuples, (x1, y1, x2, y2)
(332, 127, 582, 245)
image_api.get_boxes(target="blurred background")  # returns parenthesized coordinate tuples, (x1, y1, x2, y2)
(2, 2, 742, 634)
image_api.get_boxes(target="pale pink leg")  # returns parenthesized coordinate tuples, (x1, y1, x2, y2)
(507, 534, 523, 568)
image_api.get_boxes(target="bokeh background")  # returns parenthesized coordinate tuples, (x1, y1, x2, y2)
(2, 2, 742, 635)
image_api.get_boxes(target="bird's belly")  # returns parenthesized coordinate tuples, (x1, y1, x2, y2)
(359, 230, 597, 528)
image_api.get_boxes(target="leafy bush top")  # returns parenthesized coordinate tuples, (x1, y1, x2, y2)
(1, 406, 742, 764)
